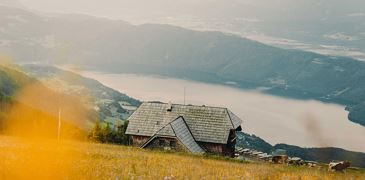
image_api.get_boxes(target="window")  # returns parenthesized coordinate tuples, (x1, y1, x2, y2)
(170, 141, 176, 148)
(156, 121, 160, 125)
(159, 139, 165, 146)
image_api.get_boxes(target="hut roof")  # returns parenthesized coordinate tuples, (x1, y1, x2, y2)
(126, 102, 243, 144)
(141, 116, 206, 154)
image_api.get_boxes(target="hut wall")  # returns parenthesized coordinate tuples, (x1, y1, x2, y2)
(198, 130, 236, 157)
(145, 137, 188, 152)
(131, 135, 150, 147)
(199, 142, 224, 155)
(224, 129, 237, 157)
(131, 131, 237, 157)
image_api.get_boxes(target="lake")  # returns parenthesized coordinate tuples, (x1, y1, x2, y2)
(82, 72, 365, 152)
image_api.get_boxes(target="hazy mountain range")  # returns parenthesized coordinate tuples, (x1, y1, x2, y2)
(11, 0, 365, 60)
(1, 5, 365, 127)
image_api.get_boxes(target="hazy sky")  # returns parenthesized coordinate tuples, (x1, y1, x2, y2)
(15, 0, 365, 23)
(18, 0, 216, 18)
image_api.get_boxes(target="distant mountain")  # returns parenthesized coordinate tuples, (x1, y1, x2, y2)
(274, 144, 365, 168)
(236, 132, 365, 168)
(15, 0, 365, 59)
(172, 0, 365, 59)
(1, 6, 365, 126)
(19, 64, 141, 127)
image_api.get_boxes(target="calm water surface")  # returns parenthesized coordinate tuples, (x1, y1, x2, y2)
(82, 72, 365, 152)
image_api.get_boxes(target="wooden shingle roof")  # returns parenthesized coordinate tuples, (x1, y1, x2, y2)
(126, 102, 243, 144)
(141, 117, 206, 154)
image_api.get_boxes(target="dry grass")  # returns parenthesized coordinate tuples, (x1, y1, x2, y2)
(0, 136, 364, 180)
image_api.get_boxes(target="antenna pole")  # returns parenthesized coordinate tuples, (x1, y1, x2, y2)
(184, 86, 186, 105)
(58, 108, 62, 141)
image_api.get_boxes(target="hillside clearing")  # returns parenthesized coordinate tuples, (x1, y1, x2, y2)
(0, 136, 364, 179)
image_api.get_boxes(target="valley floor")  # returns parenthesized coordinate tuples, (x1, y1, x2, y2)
(0, 136, 364, 179)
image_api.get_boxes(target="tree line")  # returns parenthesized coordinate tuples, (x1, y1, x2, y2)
(88, 120, 130, 145)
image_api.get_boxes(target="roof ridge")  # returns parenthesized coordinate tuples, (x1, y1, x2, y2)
(170, 116, 206, 154)
(143, 101, 227, 109)
(175, 116, 201, 145)
(225, 108, 235, 129)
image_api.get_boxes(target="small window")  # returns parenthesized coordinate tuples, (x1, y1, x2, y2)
(156, 121, 160, 125)
(159, 139, 165, 146)
(170, 141, 176, 148)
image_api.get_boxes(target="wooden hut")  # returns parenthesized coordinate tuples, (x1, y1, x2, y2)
(125, 102, 243, 157)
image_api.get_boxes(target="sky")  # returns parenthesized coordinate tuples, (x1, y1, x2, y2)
(16, 0, 364, 21)
(17, 0, 215, 19)
(16, 0, 364, 16)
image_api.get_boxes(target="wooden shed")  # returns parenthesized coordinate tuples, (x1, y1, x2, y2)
(125, 102, 243, 157)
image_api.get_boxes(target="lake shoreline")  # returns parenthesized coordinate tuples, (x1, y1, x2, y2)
(80, 71, 365, 152)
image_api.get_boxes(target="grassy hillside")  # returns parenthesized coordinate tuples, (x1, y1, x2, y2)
(20, 64, 140, 127)
(0, 65, 35, 97)
(0, 65, 96, 135)
(0, 136, 364, 179)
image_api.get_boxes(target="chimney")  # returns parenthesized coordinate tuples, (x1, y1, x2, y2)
(167, 101, 172, 111)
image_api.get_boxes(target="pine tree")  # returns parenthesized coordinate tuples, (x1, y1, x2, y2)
(89, 120, 102, 142)
(88, 120, 130, 144)
(115, 120, 130, 145)
(102, 123, 112, 143)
